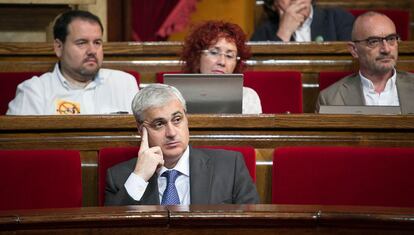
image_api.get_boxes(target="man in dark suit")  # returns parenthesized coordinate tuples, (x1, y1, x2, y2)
(316, 12, 414, 114)
(251, 0, 354, 42)
(105, 84, 259, 205)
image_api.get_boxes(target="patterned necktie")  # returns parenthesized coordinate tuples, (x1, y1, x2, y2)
(161, 170, 180, 205)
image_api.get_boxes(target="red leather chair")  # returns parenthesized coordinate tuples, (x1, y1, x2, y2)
(0, 149, 82, 210)
(0, 72, 43, 114)
(272, 146, 414, 207)
(318, 71, 354, 91)
(98, 145, 256, 206)
(157, 70, 303, 114)
(244, 71, 302, 113)
(349, 9, 410, 40)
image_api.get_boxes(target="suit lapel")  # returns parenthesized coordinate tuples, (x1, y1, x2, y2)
(189, 147, 212, 204)
(340, 75, 365, 105)
(140, 173, 160, 205)
(396, 72, 414, 114)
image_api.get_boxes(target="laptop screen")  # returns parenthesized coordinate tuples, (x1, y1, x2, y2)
(163, 74, 243, 114)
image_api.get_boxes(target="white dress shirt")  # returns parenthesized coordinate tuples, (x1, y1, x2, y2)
(294, 6, 313, 42)
(6, 63, 139, 115)
(243, 87, 262, 114)
(360, 70, 400, 106)
(124, 146, 191, 205)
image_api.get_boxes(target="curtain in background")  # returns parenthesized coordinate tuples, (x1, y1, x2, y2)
(131, 0, 198, 41)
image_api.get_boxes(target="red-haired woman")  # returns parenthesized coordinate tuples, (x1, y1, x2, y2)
(181, 21, 262, 114)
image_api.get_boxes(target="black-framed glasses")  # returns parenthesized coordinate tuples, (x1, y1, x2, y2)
(353, 34, 400, 48)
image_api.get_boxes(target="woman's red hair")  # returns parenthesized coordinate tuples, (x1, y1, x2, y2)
(181, 20, 251, 73)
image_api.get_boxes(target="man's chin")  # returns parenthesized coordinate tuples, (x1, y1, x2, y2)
(162, 146, 185, 159)
(80, 67, 99, 76)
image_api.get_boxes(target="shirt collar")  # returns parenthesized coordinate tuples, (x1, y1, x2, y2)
(360, 68, 397, 92)
(158, 145, 190, 177)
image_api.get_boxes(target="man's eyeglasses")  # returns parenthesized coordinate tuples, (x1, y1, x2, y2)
(201, 49, 240, 61)
(353, 34, 400, 48)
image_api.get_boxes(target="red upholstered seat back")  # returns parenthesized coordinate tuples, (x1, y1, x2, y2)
(98, 145, 256, 206)
(272, 146, 414, 207)
(0, 72, 43, 114)
(244, 71, 302, 113)
(349, 9, 410, 40)
(319, 71, 354, 91)
(0, 150, 82, 210)
(157, 71, 303, 114)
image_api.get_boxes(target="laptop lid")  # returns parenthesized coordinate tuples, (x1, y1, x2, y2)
(163, 74, 243, 114)
(319, 105, 401, 115)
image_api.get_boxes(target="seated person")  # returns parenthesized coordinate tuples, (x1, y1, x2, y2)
(316, 11, 414, 114)
(181, 21, 262, 114)
(105, 84, 260, 205)
(251, 0, 354, 42)
(7, 10, 138, 115)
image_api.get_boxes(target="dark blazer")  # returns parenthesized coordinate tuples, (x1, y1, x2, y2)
(250, 6, 354, 41)
(104, 146, 260, 205)
(316, 71, 414, 114)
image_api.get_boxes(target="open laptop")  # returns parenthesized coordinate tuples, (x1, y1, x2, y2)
(319, 105, 401, 115)
(163, 74, 243, 114)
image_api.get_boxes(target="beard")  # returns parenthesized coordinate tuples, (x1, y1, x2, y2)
(363, 53, 397, 75)
(79, 57, 101, 78)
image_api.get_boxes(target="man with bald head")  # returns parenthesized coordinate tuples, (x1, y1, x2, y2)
(316, 11, 414, 114)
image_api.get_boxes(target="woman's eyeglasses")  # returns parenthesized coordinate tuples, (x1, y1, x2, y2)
(201, 49, 240, 61)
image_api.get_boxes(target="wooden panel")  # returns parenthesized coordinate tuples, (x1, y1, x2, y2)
(0, 114, 413, 205)
(1, 205, 414, 234)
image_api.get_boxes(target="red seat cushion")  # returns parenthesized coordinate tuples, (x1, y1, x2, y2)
(0, 150, 82, 210)
(272, 146, 414, 207)
(0, 72, 43, 114)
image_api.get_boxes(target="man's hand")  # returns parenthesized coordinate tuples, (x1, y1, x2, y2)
(276, 0, 309, 41)
(134, 127, 164, 181)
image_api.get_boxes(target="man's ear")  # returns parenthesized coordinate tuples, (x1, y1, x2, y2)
(347, 41, 359, 59)
(137, 124, 143, 135)
(54, 39, 63, 58)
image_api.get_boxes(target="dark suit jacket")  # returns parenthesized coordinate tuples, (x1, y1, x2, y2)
(250, 6, 354, 41)
(316, 71, 414, 114)
(104, 146, 260, 205)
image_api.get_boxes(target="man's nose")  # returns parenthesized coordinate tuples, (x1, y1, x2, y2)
(165, 122, 177, 137)
(379, 39, 392, 53)
(86, 42, 98, 54)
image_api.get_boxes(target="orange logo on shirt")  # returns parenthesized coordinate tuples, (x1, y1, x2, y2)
(55, 100, 81, 114)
